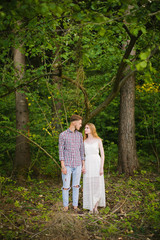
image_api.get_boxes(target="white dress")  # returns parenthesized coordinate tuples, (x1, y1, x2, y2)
(83, 140, 106, 211)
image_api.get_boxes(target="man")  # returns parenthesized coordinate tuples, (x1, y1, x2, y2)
(59, 114, 85, 212)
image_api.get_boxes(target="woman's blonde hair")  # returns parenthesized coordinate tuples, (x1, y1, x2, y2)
(84, 123, 102, 140)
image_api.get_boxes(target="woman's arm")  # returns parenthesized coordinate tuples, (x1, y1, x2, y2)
(99, 139, 105, 175)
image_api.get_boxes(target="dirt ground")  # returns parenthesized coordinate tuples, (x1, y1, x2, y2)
(0, 173, 160, 239)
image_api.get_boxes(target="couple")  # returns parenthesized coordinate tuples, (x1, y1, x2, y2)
(59, 114, 106, 214)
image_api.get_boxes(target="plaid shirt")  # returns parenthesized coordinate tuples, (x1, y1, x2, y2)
(59, 128, 85, 167)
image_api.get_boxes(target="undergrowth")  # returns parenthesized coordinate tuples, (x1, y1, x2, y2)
(0, 172, 160, 239)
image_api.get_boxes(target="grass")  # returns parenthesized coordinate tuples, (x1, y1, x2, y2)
(0, 171, 160, 239)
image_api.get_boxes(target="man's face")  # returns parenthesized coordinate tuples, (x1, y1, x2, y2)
(74, 120, 82, 130)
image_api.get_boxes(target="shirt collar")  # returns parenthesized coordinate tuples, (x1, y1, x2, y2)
(67, 128, 77, 133)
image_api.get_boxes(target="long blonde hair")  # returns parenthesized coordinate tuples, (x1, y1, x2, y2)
(84, 123, 102, 140)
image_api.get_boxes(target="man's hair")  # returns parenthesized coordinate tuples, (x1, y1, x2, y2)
(70, 114, 82, 122)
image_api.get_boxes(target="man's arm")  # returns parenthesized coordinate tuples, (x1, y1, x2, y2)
(59, 133, 67, 175)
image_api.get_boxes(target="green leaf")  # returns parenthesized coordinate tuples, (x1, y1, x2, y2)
(99, 27, 106, 37)
(94, 13, 107, 23)
(140, 61, 147, 68)
(140, 27, 147, 34)
(132, 28, 139, 37)
(139, 50, 150, 60)
(149, 62, 157, 73)
(56, 6, 63, 16)
(136, 61, 147, 71)
(156, 14, 160, 20)
(49, 3, 56, 11)
(40, 3, 49, 14)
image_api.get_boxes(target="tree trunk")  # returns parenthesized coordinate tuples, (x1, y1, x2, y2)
(50, 24, 63, 131)
(14, 47, 31, 173)
(51, 55, 63, 131)
(118, 68, 139, 175)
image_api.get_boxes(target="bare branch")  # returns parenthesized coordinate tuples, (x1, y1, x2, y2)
(82, 34, 142, 126)
(107, 196, 128, 216)
(123, 24, 133, 38)
(61, 74, 90, 117)
(0, 126, 61, 169)
(90, 77, 115, 102)
(46, 80, 63, 132)
(147, 45, 159, 60)
(0, 211, 33, 235)
(83, 89, 118, 126)
(82, 45, 159, 126)
(113, 31, 142, 92)
(0, 72, 58, 98)
(149, 10, 160, 16)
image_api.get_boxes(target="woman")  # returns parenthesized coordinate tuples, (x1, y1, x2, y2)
(83, 123, 106, 214)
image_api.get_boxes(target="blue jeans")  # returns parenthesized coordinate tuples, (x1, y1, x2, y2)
(62, 165, 82, 207)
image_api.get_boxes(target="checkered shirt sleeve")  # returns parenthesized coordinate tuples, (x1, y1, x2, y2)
(59, 129, 85, 167)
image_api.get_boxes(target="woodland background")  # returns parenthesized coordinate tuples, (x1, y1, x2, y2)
(0, 0, 160, 239)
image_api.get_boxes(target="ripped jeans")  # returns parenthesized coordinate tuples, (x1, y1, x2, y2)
(61, 165, 82, 207)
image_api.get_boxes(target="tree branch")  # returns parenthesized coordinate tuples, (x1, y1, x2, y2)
(61, 74, 90, 118)
(82, 32, 142, 126)
(1, 72, 91, 121)
(82, 88, 120, 127)
(123, 24, 133, 38)
(0, 72, 58, 98)
(82, 75, 131, 126)
(82, 44, 159, 126)
(113, 30, 142, 93)
(147, 45, 159, 60)
(90, 77, 115, 102)
(0, 126, 61, 169)
(149, 10, 160, 16)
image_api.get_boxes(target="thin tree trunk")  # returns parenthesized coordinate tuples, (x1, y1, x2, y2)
(14, 47, 31, 173)
(50, 25, 63, 131)
(51, 53, 63, 131)
(118, 67, 139, 175)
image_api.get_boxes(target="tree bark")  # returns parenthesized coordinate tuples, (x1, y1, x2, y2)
(118, 67, 139, 175)
(13, 47, 31, 173)
(50, 24, 63, 131)
(51, 52, 63, 131)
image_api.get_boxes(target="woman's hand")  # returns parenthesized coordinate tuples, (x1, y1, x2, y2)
(100, 167, 104, 176)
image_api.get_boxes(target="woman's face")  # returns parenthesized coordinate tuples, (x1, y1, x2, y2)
(85, 125, 91, 135)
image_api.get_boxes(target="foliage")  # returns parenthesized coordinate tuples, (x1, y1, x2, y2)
(0, 0, 160, 175)
(135, 63, 160, 171)
(0, 173, 160, 239)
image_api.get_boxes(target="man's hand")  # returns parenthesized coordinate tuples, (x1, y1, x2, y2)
(61, 166, 67, 175)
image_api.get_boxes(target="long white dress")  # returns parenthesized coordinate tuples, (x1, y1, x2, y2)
(83, 141, 106, 211)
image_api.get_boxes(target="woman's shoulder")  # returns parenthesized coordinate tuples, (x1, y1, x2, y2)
(97, 137, 102, 143)
(84, 139, 89, 144)
(84, 138, 100, 144)
(97, 138, 103, 147)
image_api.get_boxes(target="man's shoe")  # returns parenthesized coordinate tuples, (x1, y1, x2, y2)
(73, 207, 83, 214)
(63, 207, 69, 212)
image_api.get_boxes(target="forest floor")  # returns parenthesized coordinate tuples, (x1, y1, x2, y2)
(0, 171, 160, 240)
